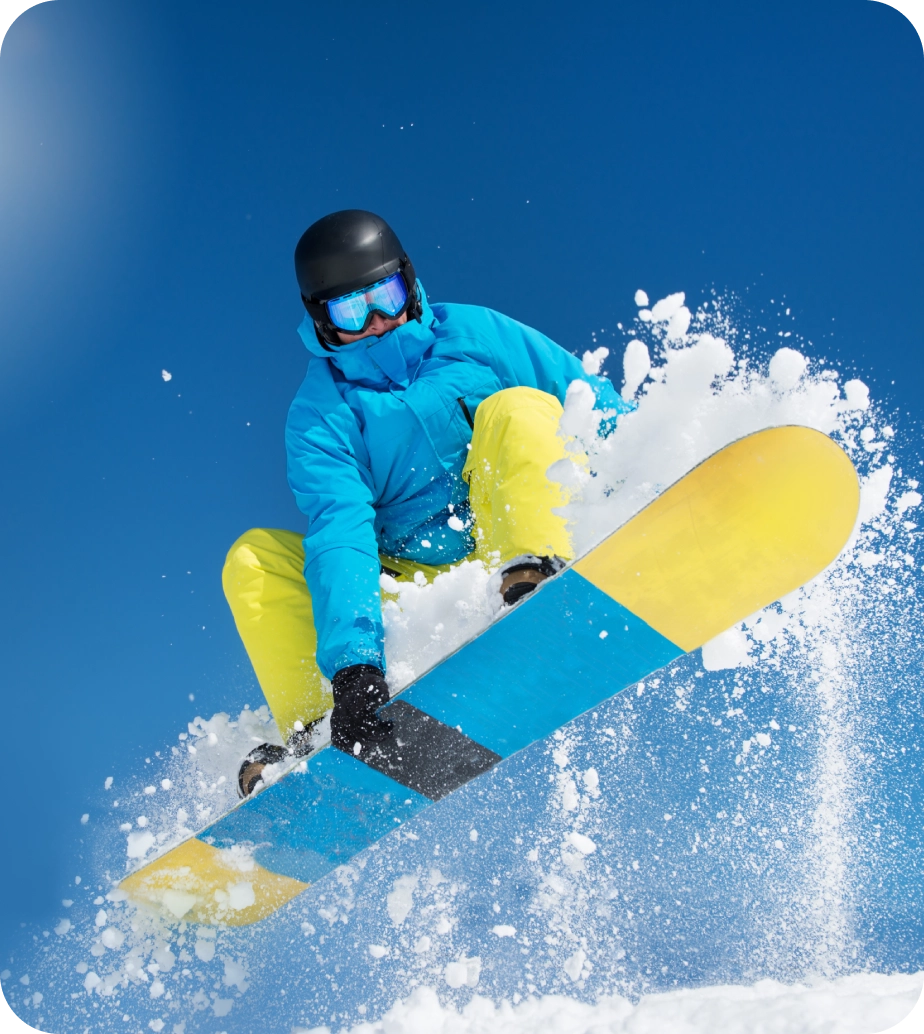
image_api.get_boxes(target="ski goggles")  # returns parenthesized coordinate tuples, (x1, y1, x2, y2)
(325, 271, 409, 334)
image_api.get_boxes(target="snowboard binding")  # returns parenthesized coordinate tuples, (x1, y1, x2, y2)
(499, 555, 566, 606)
(237, 721, 320, 799)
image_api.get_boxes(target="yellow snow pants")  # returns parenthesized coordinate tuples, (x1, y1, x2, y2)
(222, 386, 573, 739)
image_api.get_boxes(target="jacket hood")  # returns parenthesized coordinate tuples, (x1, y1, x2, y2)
(297, 283, 439, 389)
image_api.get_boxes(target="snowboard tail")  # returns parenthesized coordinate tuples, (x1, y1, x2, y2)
(121, 426, 859, 927)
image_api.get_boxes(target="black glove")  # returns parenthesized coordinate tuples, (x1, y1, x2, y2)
(330, 664, 393, 752)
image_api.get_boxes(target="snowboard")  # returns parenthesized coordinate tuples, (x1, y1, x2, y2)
(122, 425, 859, 928)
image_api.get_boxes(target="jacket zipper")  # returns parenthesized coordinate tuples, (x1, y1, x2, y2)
(457, 397, 475, 429)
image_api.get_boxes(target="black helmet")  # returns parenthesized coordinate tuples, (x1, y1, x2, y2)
(294, 209, 421, 346)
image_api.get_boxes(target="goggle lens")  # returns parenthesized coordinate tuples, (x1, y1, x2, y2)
(326, 272, 409, 333)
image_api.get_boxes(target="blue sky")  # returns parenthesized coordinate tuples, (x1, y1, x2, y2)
(0, 0, 921, 957)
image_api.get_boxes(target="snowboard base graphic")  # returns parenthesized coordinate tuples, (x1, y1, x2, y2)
(122, 426, 859, 927)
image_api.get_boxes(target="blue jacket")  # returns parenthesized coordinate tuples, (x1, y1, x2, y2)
(286, 285, 630, 679)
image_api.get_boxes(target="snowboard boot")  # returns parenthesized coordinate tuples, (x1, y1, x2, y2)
(237, 720, 320, 799)
(498, 555, 567, 606)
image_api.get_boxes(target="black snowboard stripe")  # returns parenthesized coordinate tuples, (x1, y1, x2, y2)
(355, 700, 501, 801)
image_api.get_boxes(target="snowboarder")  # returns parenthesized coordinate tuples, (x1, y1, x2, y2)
(224, 210, 629, 795)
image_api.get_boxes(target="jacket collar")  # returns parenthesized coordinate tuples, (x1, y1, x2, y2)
(297, 283, 439, 388)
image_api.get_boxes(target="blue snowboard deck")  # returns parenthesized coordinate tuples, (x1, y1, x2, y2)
(206, 570, 680, 885)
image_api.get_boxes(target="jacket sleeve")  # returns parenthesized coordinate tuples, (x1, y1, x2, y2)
(285, 385, 385, 680)
(483, 309, 634, 428)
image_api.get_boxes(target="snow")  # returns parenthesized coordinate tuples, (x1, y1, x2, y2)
(309, 974, 922, 1033)
(564, 832, 596, 855)
(648, 291, 691, 341)
(621, 339, 650, 400)
(160, 889, 196, 920)
(223, 957, 249, 992)
(444, 957, 482, 989)
(125, 830, 155, 859)
(896, 490, 922, 515)
(701, 625, 754, 671)
(387, 875, 419, 926)
(844, 379, 870, 411)
(100, 927, 125, 950)
(225, 881, 255, 910)
(857, 465, 893, 528)
(580, 347, 608, 375)
(768, 346, 808, 390)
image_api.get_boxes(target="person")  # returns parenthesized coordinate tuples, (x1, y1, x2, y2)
(223, 210, 630, 796)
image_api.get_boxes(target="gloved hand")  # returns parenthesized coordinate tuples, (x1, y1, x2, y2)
(330, 664, 393, 752)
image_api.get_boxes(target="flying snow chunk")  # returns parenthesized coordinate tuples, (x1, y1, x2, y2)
(561, 778, 579, 812)
(858, 465, 893, 526)
(622, 339, 651, 401)
(702, 625, 754, 671)
(650, 292, 685, 321)
(444, 956, 481, 988)
(895, 491, 921, 515)
(668, 308, 692, 340)
(162, 890, 197, 920)
(768, 347, 808, 391)
(581, 346, 609, 375)
(566, 831, 597, 855)
(161, 370, 172, 382)
(227, 882, 255, 910)
(368, 944, 388, 959)
(387, 874, 418, 926)
(634, 289, 649, 307)
(126, 830, 156, 859)
(844, 379, 870, 411)
(563, 948, 587, 982)
(492, 925, 516, 937)
(212, 999, 233, 1018)
(101, 927, 124, 950)
(223, 958, 249, 992)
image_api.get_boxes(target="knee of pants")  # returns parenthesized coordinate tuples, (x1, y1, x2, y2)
(465, 387, 566, 483)
(476, 386, 563, 428)
(222, 528, 304, 598)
